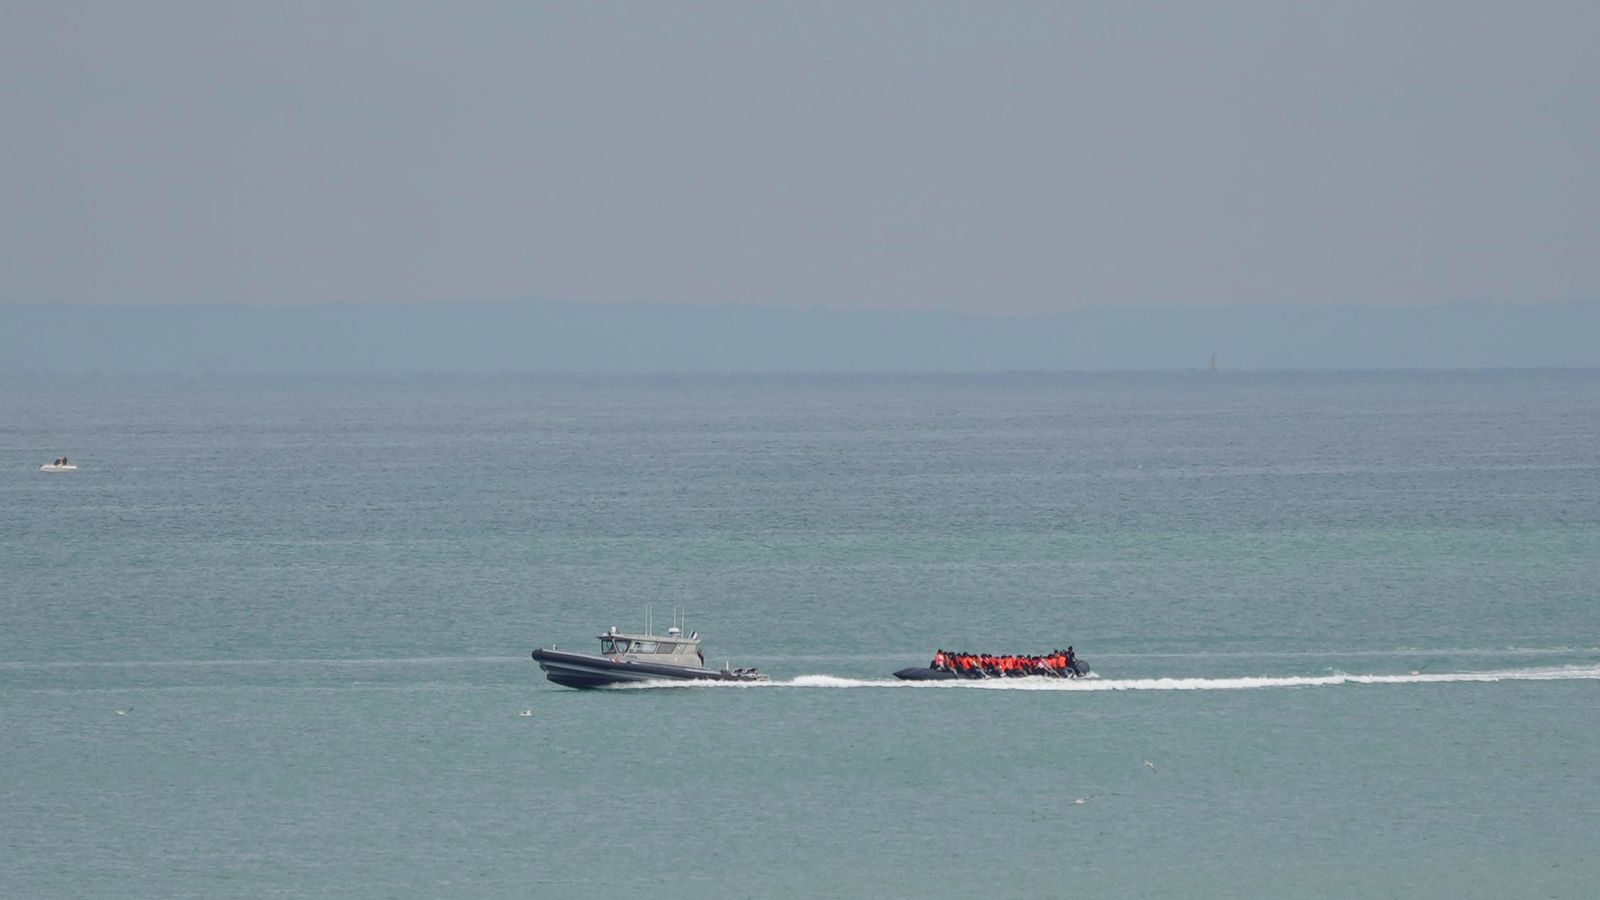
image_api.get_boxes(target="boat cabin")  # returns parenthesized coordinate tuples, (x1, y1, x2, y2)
(597, 625, 704, 663)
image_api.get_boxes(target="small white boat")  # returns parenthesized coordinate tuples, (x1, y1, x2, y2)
(40, 461, 78, 472)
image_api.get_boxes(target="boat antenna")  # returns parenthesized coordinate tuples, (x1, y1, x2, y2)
(645, 603, 652, 636)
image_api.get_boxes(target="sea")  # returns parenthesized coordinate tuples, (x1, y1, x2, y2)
(3, 370, 1598, 898)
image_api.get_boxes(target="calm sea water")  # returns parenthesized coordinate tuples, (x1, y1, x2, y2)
(3, 371, 1598, 898)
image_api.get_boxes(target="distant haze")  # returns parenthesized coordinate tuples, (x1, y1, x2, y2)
(4, 2, 1599, 318)
(3, 301, 1597, 373)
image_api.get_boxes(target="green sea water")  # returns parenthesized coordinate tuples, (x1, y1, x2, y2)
(3, 371, 1598, 898)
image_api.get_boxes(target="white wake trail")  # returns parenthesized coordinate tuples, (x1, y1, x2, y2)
(776, 665, 1600, 691)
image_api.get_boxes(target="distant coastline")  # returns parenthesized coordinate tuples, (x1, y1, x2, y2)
(2, 299, 1597, 374)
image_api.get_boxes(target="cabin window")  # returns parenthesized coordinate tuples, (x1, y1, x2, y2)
(600, 639, 615, 654)
(657, 642, 677, 655)
(631, 641, 657, 654)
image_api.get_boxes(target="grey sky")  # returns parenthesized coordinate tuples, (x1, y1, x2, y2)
(4, 1, 1597, 312)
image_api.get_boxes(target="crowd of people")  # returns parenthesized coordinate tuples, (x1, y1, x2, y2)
(929, 647, 1079, 678)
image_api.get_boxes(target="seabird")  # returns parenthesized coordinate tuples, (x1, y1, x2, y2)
(1143, 759, 1158, 773)
(518, 709, 533, 717)
(115, 706, 132, 716)
(1072, 795, 1096, 806)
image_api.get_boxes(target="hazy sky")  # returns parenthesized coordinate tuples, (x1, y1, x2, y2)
(4, 2, 1597, 312)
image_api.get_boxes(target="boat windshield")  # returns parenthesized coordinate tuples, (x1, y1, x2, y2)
(599, 638, 664, 654)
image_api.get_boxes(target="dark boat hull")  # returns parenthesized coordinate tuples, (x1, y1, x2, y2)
(532, 648, 764, 689)
(893, 661, 1090, 681)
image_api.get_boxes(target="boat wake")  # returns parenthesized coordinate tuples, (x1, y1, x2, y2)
(612, 665, 1600, 691)
(794, 665, 1600, 690)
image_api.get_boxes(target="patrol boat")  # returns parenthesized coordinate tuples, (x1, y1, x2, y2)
(532, 608, 766, 689)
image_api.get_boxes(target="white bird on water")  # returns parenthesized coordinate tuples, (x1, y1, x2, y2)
(115, 706, 132, 716)
(518, 709, 533, 717)
(1072, 795, 1096, 806)
(1143, 759, 1158, 773)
